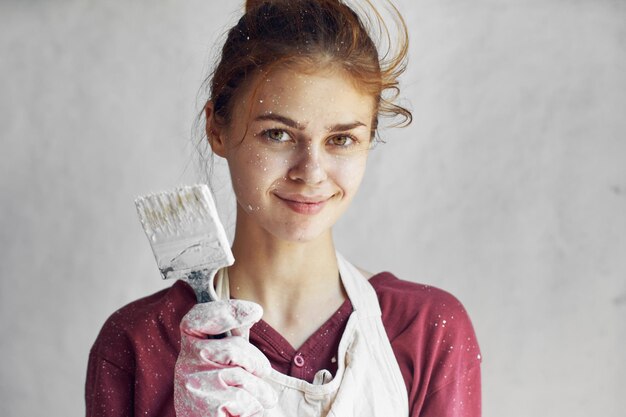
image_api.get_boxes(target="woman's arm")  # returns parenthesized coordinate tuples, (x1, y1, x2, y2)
(85, 350, 134, 417)
(371, 272, 482, 417)
(416, 364, 481, 417)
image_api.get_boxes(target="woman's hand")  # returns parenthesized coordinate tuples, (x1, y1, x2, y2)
(174, 300, 278, 417)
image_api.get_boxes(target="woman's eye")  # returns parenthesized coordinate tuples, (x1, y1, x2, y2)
(264, 129, 291, 142)
(330, 135, 354, 147)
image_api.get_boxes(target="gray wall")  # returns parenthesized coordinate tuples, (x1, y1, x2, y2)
(1, 1, 624, 416)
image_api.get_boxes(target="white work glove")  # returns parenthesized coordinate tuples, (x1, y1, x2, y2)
(174, 300, 278, 417)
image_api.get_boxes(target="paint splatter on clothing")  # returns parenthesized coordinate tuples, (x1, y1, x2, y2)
(85, 272, 481, 417)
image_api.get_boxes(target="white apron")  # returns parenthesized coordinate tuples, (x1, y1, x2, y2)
(215, 253, 409, 417)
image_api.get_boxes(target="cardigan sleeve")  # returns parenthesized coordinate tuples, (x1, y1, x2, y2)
(370, 273, 482, 417)
(85, 281, 194, 417)
(85, 349, 134, 417)
(416, 364, 481, 417)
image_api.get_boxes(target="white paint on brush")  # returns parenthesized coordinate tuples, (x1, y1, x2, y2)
(135, 184, 234, 301)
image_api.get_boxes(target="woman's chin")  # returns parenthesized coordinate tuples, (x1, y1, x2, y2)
(266, 221, 334, 244)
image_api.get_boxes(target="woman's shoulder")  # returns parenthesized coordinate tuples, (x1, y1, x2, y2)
(90, 280, 195, 367)
(369, 272, 482, 402)
(368, 271, 480, 350)
(369, 271, 470, 315)
(102, 280, 194, 331)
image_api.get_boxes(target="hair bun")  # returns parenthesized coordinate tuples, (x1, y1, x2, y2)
(245, 0, 268, 13)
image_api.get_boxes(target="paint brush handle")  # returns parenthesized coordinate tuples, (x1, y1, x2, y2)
(184, 269, 220, 303)
(184, 268, 232, 338)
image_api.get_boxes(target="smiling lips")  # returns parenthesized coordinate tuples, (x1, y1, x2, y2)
(274, 193, 333, 215)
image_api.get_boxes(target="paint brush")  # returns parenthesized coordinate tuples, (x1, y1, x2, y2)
(134, 184, 234, 303)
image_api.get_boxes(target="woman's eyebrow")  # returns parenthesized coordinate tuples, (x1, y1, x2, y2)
(254, 114, 306, 130)
(254, 113, 366, 132)
(327, 121, 367, 132)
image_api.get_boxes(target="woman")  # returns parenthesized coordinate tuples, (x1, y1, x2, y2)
(86, 1, 481, 416)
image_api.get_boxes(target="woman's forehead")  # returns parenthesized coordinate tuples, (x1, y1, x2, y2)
(236, 67, 377, 123)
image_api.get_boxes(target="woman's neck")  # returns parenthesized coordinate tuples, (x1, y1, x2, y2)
(229, 228, 342, 307)
(228, 213, 346, 348)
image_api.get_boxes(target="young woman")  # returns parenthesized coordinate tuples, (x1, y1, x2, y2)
(86, 1, 482, 416)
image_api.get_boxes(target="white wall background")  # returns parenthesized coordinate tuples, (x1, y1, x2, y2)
(1, 0, 624, 416)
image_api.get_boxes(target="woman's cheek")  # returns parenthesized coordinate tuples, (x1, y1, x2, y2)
(330, 153, 368, 194)
(235, 149, 288, 213)
(228, 148, 262, 212)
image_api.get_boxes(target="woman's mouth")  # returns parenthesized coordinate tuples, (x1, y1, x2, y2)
(274, 193, 332, 215)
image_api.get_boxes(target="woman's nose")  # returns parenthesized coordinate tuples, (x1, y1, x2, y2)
(287, 145, 327, 184)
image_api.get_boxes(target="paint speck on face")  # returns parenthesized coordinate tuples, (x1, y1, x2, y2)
(219, 68, 374, 242)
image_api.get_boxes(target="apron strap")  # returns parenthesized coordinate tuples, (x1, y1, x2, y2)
(335, 252, 381, 318)
(216, 253, 381, 318)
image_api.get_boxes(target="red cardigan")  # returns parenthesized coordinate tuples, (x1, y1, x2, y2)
(86, 272, 481, 416)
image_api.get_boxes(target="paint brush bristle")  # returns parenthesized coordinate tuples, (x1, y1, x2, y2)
(135, 184, 234, 302)
(136, 185, 216, 241)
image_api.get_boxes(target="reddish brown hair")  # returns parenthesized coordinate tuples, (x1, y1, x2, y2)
(206, 0, 411, 134)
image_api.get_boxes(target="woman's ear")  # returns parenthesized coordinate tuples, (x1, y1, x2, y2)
(205, 101, 227, 158)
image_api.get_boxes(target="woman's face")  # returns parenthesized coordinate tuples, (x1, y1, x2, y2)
(212, 67, 376, 242)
